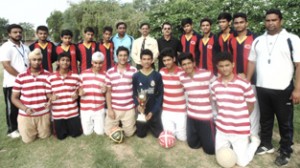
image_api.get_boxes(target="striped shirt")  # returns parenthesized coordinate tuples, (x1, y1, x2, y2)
(13, 68, 50, 117)
(80, 69, 106, 113)
(46, 71, 80, 119)
(105, 64, 137, 111)
(179, 68, 215, 120)
(160, 66, 186, 113)
(211, 76, 256, 135)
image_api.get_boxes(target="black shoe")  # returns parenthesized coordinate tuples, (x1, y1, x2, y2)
(275, 153, 290, 166)
(256, 145, 275, 155)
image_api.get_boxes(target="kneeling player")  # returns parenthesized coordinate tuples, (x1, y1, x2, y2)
(211, 52, 260, 167)
(46, 52, 82, 140)
(133, 49, 163, 138)
(79, 52, 106, 135)
(12, 49, 51, 143)
(178, 52, 215, 154)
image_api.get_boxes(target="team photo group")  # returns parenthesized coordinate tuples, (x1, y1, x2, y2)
(0, 8, 299, 167)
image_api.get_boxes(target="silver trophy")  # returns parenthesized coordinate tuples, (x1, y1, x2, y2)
(137, 89, 147, 122)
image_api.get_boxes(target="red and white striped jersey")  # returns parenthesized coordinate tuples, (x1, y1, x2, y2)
(160, 66, 186, 113)
(211, 75, 256, 135)
(80, 68, 106, 113)
(179, 68, 215, 120)
(105, 64, 137, 111)
(13, 68, 50, 117)
(46, 71, 80, 119)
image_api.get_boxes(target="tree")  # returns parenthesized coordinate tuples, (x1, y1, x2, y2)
(0, 17, 9, 43)
(46, 10, 63, 42)
(19, 22, 35, 41)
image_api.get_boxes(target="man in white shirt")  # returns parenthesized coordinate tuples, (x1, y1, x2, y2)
(247, 9, 300, 167)
(0, 24, 29, 138)
(131, 23, 159, 70)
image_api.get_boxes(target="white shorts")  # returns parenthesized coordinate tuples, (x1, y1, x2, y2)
(81, 109, 105, 135)
(215, 130, 260, 167)
(161, 111, 187, 141)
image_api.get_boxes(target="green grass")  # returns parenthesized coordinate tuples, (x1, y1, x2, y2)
(0, 66, 299, 168)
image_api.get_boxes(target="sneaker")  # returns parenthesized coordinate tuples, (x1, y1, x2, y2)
(256, 145, 275, 155)
(10, 130, 20, 138)
(275, 153, 290, 166)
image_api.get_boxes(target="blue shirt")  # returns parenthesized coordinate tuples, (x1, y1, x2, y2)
(111, 33, 134, 63)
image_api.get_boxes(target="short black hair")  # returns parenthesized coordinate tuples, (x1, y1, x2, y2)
(266, 9, 283, 20)
(178, 52, 194, 65)
(233, 13, 248, 22)
(60, 29, 73, 37)
(7, 24, 23, 33)
(214, 51, 233, 65)
(116, 46, 129, 56)
(200, 18, 213, 26)
(36, 25, 48, 33)
(160, 47, 176, 59)
(140, 23, 150, 29)
(103, 26, 113, 33)
(162, 22, 172, 29)
(218, 12, 232, 22)
(181, 18, 193, 27)
(57, 52, 71, 61)
(84, 27, 95, 33)
(116, 22, 127, 29)
(140, 49, 153, 59)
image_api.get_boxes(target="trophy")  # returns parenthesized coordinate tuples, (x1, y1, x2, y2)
(137, 89, 147, 122)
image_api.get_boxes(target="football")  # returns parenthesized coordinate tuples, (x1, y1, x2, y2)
(216, 147, 237, 168)
(109, 126, 124, 143)
(158, 131, 176, 149)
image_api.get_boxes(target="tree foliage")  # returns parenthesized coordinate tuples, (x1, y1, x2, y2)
(19, 22, 35, 41)
(0, 17, 9, 42)
(46, 0, 300, 42)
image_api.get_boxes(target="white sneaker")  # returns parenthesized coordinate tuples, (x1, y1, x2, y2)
(10, 130, 20, 138)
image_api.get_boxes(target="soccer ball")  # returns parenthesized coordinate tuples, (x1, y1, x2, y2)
(158, 131, 176, 149)
(216, 147, 237, 168)
(109, 126, 124, 143)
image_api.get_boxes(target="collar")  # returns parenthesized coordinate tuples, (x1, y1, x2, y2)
(113, 63, 131, 72)
(161, 65, 181, 74)
(55, 70, 73, 78)
(26, 67, 45, 76)
(8, 39, 24, 47)
(264, 28, 286, 36)
(116, 33, 128, 39)
(217, 74, 238, 83)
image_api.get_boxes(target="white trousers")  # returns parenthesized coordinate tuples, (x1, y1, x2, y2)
(250, 85, 260, 137)
(161, 111, 187, 141)
(215, 130, 260, 167)
(81, 109, 105, 135)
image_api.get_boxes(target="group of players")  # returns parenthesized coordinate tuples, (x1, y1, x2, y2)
(1, 8, 299, 167)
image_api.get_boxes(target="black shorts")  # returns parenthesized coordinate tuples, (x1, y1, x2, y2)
(53, 116, 82, 140)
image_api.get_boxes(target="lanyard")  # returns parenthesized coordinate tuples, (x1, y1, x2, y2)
(14, 45, 27, 67)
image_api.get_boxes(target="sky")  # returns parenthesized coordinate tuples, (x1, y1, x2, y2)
(0, 0, 131, 28)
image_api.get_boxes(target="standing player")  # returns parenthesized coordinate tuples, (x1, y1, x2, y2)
(159, 47, 186, 141)
(46, 52, 82, 140)
(56, 29, 80, 74)
(11, 48, 51, 143)
(178, 52, 215, 154)
(180, 18, 200, 67)
(97, 26, 114, 71)
(0, 24, 30, 138)
(217, 12, 234, 52)
(29, 26, 56, 72)
(133, 49, 163, 138)
(104, 46, 137, 137)
(77, 27, 97, 72)
(79, 52, 106, 135)
(211, 52, 260, 167)
(198, 18, 220, 74)
(228, 13, 260, 140)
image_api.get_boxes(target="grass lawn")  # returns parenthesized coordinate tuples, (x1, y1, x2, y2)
(0, 65, 299, 168)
